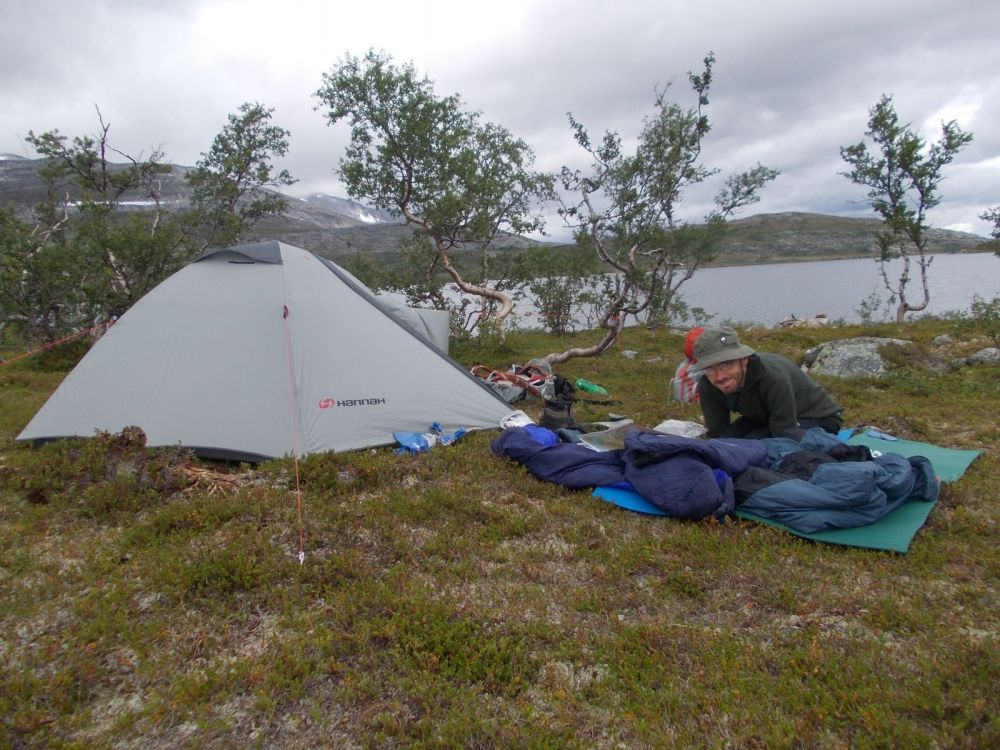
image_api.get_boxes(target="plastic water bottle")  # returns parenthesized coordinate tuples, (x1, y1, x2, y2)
(575, 378, 608, 395)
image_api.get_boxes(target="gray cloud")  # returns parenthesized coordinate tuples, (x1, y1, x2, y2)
(3, 0, 998, 239)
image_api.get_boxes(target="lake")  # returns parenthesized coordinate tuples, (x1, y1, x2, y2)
(679, 252, 1000, 327)
(494, 252, 1000, 329)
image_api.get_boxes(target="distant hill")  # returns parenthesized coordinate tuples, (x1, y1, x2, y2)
(715, 211, 988, 265)
(0, 154, 390, 233)
(0, 155, 536, 259)
(1, 155, 990, 264)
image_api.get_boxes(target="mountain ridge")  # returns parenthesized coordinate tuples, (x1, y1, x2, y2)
(0, 156, 990, 263)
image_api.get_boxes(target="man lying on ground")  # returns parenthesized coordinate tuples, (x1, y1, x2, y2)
(688, 326, 843, 439)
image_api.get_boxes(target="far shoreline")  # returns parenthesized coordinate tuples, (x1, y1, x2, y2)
(697, 246, 997, 271)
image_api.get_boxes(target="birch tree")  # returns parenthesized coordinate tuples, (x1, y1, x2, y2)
(187, 101, 295, 247)
(21, 109, 197, 333)
(550, 53, 777, 364)
(314, 50, 553, 333)
(841, 94, 972, 323)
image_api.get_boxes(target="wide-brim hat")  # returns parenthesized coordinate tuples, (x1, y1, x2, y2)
(688, 326, 756, 373)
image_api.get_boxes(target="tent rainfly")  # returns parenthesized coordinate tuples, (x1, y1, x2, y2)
(17, 241, 512, 461)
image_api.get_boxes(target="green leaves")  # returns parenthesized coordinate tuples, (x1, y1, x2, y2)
(187, 101, 295, 247)
(978, 206, 1000, 257)
(1, 102, 296, 343)
(318, 51, 551, 239)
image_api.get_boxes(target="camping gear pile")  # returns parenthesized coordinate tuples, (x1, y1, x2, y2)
(470, 359, 557, 403)
(492, 425, 941, 531)
(471, 360, 621, 433)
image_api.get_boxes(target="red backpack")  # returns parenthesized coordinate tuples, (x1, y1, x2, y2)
(669, 327, 705, 403)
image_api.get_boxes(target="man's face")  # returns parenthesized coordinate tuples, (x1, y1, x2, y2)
(703, 357, 747, 394)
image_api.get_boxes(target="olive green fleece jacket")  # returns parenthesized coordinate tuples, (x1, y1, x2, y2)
(698, 353, 842, 438)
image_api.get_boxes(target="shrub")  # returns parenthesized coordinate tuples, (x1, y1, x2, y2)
(965, 293, 1000, 347)
(28, 338, 93, 372)
(0, 428, 191, 520)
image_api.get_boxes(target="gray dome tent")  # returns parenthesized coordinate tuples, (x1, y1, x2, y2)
(17, 241, 511, 461)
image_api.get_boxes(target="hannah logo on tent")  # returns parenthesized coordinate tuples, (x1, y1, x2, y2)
(318, 397, 387, 409)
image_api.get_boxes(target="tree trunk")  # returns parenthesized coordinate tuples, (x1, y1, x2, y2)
(542, 314, 627, 365)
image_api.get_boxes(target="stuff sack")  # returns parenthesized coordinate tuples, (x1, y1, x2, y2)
(669, 359, 701, 403)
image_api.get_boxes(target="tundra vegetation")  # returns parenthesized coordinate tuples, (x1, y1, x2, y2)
(0, 317, 998, 748)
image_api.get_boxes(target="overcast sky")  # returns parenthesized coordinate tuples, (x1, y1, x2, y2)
(3, 0, 998, 241)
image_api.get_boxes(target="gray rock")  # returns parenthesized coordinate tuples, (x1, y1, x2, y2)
(924, 353, 968, 373)
(621, 350, 638, 359)
(968, 347, 1000, 365)
(802, 345, 823, 367)
(806, 337, 911, 379)
(931, 334, 955, 347)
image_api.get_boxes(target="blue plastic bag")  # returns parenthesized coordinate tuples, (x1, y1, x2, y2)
(431, 422, 468, 446)
(393, 432, 437, 455)
(395, 423, 470, 454)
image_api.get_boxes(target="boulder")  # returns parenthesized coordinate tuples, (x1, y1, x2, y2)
(804, 337, 911, 379)
(777, 313, 829, 329)
(968, 347, 1000, 365)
